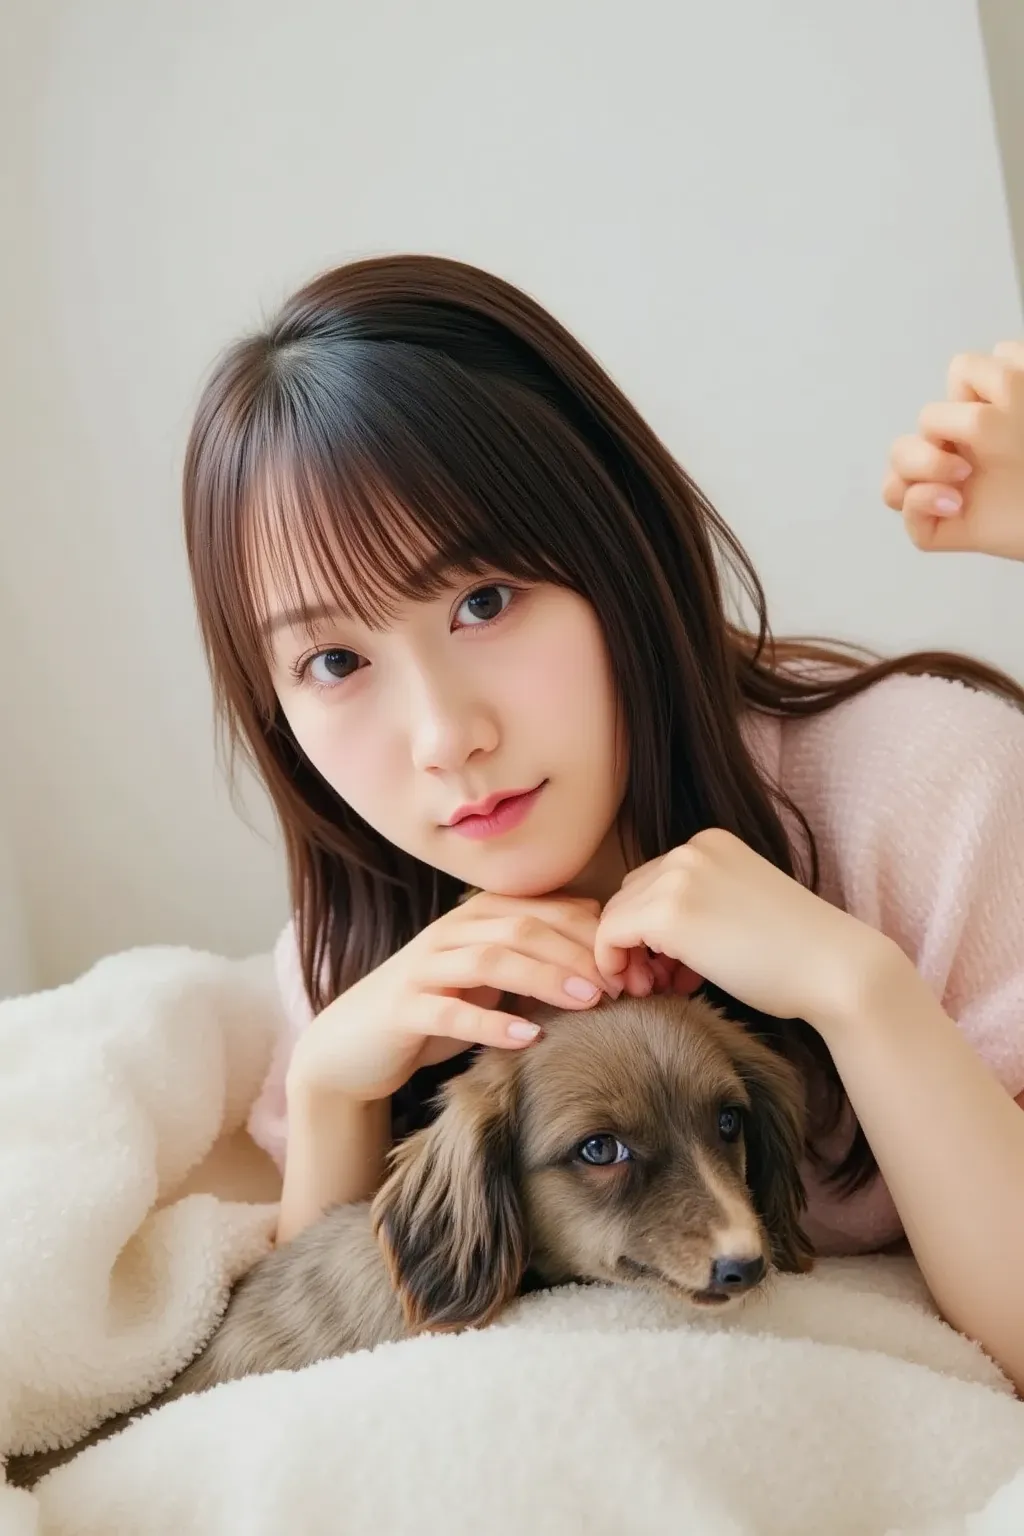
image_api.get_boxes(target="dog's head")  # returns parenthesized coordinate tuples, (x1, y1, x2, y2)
(372, 994, 812, 1335)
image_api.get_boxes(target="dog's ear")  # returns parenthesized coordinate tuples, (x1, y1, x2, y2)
(733, 1037, 814, 1274)
(371, 1058, 526, 1332)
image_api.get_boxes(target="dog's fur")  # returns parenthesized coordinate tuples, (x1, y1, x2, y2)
(8, 994, 812, 1486)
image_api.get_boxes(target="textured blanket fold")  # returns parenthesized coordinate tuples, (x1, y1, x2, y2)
(1, 947, 1022, 1536)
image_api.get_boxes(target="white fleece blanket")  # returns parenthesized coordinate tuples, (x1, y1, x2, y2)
(1, 948, 1022, 1536)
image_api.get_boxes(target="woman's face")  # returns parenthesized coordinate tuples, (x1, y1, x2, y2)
(266, 569, 629, 902)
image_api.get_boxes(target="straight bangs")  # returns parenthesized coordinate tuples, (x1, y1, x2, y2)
(185, 252, 1024, 1197)
(234, 341, 620, 697)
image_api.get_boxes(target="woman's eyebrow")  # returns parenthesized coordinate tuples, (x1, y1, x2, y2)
(262, 601, 351, 638)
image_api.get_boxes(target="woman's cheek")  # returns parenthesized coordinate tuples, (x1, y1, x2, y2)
(279, 697, 364, 803)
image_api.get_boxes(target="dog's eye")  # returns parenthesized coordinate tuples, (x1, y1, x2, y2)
(576, 1135, 632, 1166)
(717, 1106, 744, 1143)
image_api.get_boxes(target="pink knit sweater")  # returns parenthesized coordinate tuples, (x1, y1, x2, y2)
(247, 674, 1024, 1257)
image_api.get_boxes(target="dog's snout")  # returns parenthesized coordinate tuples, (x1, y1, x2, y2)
(709, 1255, 766, 1294)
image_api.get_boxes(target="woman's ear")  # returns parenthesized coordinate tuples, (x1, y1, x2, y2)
(371, 1059, 526, 1332)
(733, 1038, 815, 1274)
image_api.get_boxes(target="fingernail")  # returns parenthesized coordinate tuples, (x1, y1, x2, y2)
(564, 976, 600, 1002)
(507, 1021, 541, 1042)
(951, 461, 972, 480)
(934, 495, 961, 514)
(603, 978, 625, 1000)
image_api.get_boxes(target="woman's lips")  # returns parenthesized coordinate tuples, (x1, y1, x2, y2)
(446, 783, 546, 840)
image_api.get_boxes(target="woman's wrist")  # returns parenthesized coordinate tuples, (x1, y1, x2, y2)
(277, 1084, 392, 1244)
(285, 1055, 338, 1113)
(284, 1030, 390, 1111)
(284, 1053, 395, 1140)
(809, 925, 921, 1043)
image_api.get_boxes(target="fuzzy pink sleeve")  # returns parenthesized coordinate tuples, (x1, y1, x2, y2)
(246, 921, 315, 1171)
(779, 673, 1024, 1100)
(765, 674, 1024, 1255)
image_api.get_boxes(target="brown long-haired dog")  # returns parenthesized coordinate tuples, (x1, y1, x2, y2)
(9, 995, 812, 1487)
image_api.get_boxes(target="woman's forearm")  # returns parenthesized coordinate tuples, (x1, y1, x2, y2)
(276, 1083, 391, 1246)
(820, 941, 1024, 1390)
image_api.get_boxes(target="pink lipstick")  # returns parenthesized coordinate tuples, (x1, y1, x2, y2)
(446, 783, 546, 841)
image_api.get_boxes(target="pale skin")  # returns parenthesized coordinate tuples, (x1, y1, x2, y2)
(882, 339, 1024, 561)
(268, 338, 1024, 1391)
(273, 581, 645, 1240)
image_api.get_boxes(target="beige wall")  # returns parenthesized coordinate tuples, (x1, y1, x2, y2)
(0, 810, 32, 997)
(2, 0, 1023, 994)
(979, 0, 1024, 306)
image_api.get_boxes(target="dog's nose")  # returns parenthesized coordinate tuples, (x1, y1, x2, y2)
(709, 1255, 766, 1294)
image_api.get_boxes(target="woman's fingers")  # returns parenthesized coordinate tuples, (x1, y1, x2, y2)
(440, 913, 617, 999)
(593, 902, 653, 980)
(993, 340, 1024, 370)
(458, 892, 629, 990)
(899, 487, 977, 552)
(887, 434, 973, 491)
(882, 467, 909, 513)
(646, 951, 677, 992)
(670, 961, 704, 995)
(414, 1034, 480, 1069)
(423, 942, 606, 1014)
(468, 892, 601, 932)
(917, 399, 997, 454)
(946, 349, 1022, 406)
(886, 341, 1024, 561)
(414, 992, 544, 1048)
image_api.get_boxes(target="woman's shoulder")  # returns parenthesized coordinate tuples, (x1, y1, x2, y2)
(777, 670, 1024, 800)
(772, 670, 1024, 892)
(745, 670, 1024, 864)
(773, 672, 1024, 1097)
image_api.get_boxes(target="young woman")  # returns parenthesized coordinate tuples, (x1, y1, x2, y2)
(182, 259, 1024, 1386)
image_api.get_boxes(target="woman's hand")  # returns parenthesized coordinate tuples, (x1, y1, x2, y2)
(594, 829, 900, 1036)
(883, 341, 1024, 560)
(285, 891, 625, 1106)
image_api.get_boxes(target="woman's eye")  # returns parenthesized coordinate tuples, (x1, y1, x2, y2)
(307, 649, 364, 685)
(576, 1135, 632, 1166)
(717, 1106, 744, 1144)
(455, 584, 513, 627)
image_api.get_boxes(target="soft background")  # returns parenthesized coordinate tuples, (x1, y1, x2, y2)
(2, 0, 1022, 995)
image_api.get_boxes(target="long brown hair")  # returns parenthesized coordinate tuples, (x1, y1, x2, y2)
(182, 254, 1024, 1191)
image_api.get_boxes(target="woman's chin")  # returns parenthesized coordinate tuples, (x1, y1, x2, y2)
(453, 851, 593, 902)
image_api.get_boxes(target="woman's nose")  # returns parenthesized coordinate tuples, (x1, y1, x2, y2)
(407, 675, 499, 773)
